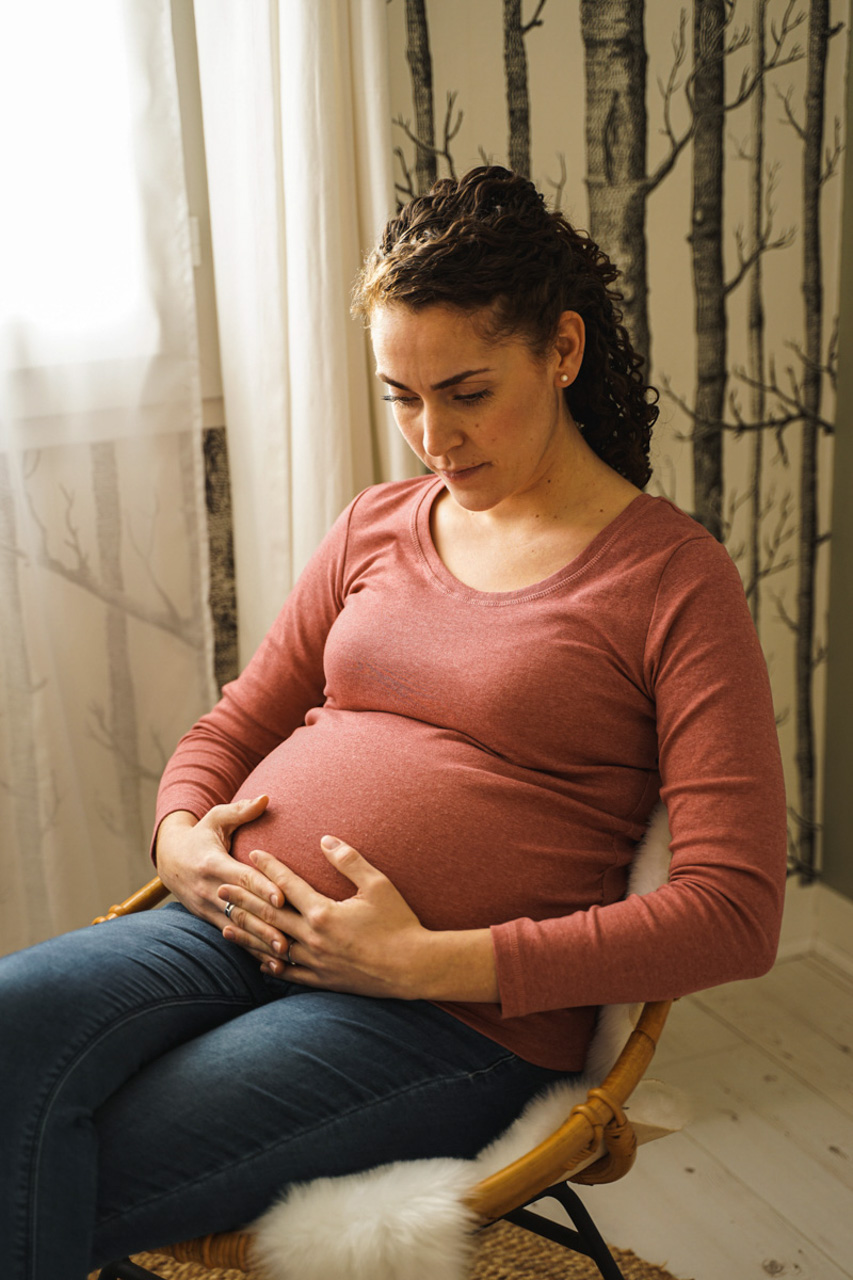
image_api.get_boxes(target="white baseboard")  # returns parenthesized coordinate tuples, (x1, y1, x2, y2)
(776, 878, 853, 978)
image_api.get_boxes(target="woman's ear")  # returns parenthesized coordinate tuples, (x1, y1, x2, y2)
(554, 311, 585, 388)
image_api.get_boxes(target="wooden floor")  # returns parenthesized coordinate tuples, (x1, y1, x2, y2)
(536, 954, 853, 1279)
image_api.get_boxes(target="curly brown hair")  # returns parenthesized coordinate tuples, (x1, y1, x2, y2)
(352, 166, 658, 488)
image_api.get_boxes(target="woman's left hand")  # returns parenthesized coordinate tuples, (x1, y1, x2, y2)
(218, 836, 434, 999)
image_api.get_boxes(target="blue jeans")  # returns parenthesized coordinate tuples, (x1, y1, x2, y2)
(0, 903, 570, 1280)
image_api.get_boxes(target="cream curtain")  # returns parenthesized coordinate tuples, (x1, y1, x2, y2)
(0, 1, 215, 949)
(0, 0, 413, 951)
(194, 0, 418, 663)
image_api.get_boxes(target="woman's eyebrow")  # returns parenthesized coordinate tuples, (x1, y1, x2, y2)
(376, 368, 493, 391)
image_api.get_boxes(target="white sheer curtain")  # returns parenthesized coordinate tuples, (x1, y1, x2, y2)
(194, 0, 419, 662)
(0, 1, 215, 950)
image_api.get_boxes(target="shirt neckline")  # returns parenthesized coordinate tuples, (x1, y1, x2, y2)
(411, 476, 654, 605)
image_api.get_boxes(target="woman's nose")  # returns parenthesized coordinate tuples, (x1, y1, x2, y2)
(421, 405, 464, 459)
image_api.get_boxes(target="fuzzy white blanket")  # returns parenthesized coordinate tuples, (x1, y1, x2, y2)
(252, 806, 687, 1280)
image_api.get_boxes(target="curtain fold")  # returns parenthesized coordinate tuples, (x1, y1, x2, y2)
(0, 0, 214, 949)
(194, 0, 418, 664)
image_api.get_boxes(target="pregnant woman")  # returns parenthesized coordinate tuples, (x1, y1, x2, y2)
(0, 167, 787, 1280)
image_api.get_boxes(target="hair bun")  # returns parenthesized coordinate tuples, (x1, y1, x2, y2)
(457, 166, 546, 222)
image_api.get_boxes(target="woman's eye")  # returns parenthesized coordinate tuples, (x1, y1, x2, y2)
(381, 388, 491, 408)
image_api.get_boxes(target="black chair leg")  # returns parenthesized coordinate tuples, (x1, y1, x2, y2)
(503, 1180, 626, 1280)
(97, 1260, 165, 1280)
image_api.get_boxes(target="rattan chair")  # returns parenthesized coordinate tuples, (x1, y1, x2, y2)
(93, 877, 672, 1280)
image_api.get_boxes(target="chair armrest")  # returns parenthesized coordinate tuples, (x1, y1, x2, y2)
(465, 999, 672, 1219)
(92, 876, 170, 924)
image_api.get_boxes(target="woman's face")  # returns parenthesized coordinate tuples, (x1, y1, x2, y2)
(370, 303, 583, 516)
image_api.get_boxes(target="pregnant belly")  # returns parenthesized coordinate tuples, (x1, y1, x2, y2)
(229, 708, 616, 932)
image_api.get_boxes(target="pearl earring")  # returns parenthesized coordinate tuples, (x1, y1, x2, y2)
(560, 374, 569, 383)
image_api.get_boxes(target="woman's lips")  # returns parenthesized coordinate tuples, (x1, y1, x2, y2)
(437, 463, 488, 483)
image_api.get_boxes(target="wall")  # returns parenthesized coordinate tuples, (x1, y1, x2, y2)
(822, 22, 853, 900)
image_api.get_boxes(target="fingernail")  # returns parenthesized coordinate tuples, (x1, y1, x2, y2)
(272, 939, 282, 953)
(321, 835, 341, 852)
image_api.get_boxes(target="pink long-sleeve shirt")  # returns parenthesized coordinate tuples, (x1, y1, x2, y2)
(155, 477, 787, 1070)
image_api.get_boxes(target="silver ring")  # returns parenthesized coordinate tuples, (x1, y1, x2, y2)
(284, 938, 296, 965)
(224, 901, 234, 919)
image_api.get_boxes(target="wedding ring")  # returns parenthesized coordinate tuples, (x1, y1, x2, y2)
(224, 902, 234, 919)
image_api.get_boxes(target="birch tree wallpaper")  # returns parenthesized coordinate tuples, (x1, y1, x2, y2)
(386, 0, 847, 883)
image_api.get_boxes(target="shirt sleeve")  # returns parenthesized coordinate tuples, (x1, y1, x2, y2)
(151, 497, 358, 848)
(491, 535, 788, 1016)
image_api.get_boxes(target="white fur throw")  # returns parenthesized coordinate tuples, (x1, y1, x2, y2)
(253, 805, 684, 1280)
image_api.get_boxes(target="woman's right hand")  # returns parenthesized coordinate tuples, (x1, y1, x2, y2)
(155, 796, 286, 963)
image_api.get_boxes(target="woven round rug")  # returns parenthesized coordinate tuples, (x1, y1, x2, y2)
(108, 1221, 687, 1280)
